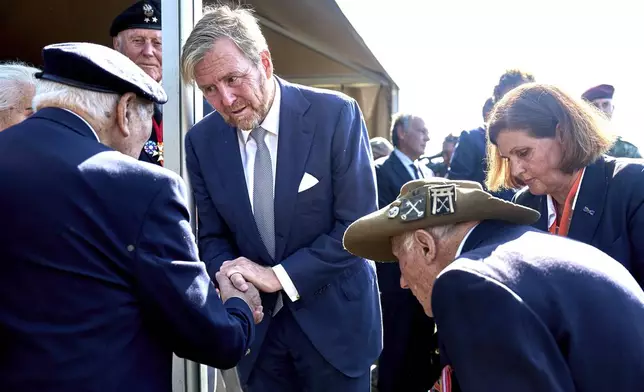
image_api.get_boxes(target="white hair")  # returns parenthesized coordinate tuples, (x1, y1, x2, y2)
(0, 62, 40, 111)
(400, 224, 456, 253)
(33, 80, 151, 127)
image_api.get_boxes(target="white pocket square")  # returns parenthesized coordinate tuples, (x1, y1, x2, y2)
(298, 172, 319, 193)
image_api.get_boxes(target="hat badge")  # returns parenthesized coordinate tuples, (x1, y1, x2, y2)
(429, 185, 456, 215)
(143, 3, 154, 17)
(143, 3, 157, 23)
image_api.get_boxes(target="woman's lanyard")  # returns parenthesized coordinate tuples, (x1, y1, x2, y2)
(549, 170, 583, 237)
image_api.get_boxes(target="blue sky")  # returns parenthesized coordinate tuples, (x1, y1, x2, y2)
(336, 0, 643, 154)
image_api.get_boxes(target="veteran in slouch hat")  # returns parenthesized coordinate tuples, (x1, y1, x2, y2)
(343, 178, 644, 392)
(344, 178, 539, 262)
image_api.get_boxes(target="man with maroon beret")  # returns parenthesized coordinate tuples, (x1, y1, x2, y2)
(582, 83, 641, 158)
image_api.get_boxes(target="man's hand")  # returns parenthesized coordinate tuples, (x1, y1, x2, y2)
(220, 257, 282, 293)
(215, 271, 263, 324)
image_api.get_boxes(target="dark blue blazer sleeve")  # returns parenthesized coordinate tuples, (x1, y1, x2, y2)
(432, 268, 576, 392)
(447, 130, 484, 184)
(185, 134, 238, 278)
(628, 186, 644, 285)
(134, 174, 253, 369)
(280, 99, 378, 298)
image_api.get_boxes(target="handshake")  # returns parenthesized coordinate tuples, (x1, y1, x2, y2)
(215, 257, 282, 325)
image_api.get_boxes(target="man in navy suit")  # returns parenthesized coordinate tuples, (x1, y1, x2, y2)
(0, 42, 261, 391)
(374, 113, 438, 392)
(449, 69, 535, 201)
(447, 97, 493, 186)
(344, 178, 644, 392)
(180, 4, 381, 391)
(447, 97, 515, 201)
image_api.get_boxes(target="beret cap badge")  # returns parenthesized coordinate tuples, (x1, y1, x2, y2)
(143, 3, 154, 17)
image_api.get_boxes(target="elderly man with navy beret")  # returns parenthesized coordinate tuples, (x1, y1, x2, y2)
(110, 0, 214, 166)
(110, 0, 165, 166)
(344, 178, 644, 392)
(0, 42, 261, 391)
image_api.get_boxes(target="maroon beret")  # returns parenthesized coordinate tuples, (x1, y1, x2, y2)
(582, 84, 614, 101)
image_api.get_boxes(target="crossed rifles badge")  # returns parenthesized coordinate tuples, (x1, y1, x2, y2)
(388, 184, 457, 221)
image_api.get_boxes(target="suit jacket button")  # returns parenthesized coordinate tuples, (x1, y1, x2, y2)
(246, 348, 251, 356)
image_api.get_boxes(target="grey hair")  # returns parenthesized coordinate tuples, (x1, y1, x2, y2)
(400, 224, 456, 253)
(0, 62, 40, 111)
(390, 112, 418, 148)
(33, 80, 151, 127)
(181, 4, 268, 83)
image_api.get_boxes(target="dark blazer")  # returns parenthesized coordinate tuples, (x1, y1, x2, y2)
(448, 126, 515, 200)
(185, 77, 382, 382)
(514, 155, 644, 286)
(433, 220, 644, 392)
(375, 150, 432, 291)
(0, 108, 255, 391)
(374, 150, 440, 392)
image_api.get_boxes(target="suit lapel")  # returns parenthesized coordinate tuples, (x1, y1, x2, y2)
(274, 78, 313, 262)
(567, 157, 610, 243)
(389, 151, 414, 185)
(208, 124, 268, 259)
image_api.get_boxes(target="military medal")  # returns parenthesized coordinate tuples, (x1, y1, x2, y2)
(150, 116, 164, 165)
(431, 365, 453, 392)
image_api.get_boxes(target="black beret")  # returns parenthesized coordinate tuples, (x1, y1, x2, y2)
(582, 84, 614, 102)
(36, 42, 167, 104)
(110, 0, 161, 37)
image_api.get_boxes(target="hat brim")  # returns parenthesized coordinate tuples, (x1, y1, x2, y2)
(343, 184, 540, 262)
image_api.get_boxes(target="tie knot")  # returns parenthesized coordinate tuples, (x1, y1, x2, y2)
(251, 127, 267, 142)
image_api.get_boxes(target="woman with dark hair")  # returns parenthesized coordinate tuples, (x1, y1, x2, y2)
(485, 83, 644, 287)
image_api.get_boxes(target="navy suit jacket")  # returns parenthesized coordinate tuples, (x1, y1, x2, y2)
(185, 77, 382, 382)
(433, 220, 644, 392)
(375, 150, 432, 292)
(448, 126, 515, 200)
(0, 108, 255, 391)
(514, 155, 644, 286)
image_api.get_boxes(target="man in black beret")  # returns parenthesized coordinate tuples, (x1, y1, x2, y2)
(581, 84, 641, 158)
(110, 0, 215, 166)
(111, 0, 165, 165)
(0, 42, 262, 391)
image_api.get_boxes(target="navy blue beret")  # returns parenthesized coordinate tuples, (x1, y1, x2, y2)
(110, 0, 161, 37)
(36, 42, 167, 104)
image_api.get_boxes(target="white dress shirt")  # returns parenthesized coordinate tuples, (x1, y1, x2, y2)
(393, 148, 433, 179)
(237, 79, 300, 302)
(546, 168, 586, 230)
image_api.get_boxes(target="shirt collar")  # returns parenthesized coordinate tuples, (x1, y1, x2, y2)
(239, 78, 280, 144)
(393, 148, 415, 167)
(455, 223, 479, 258)
(61, 108, 100, 142)
(546, 167, 586, 228)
